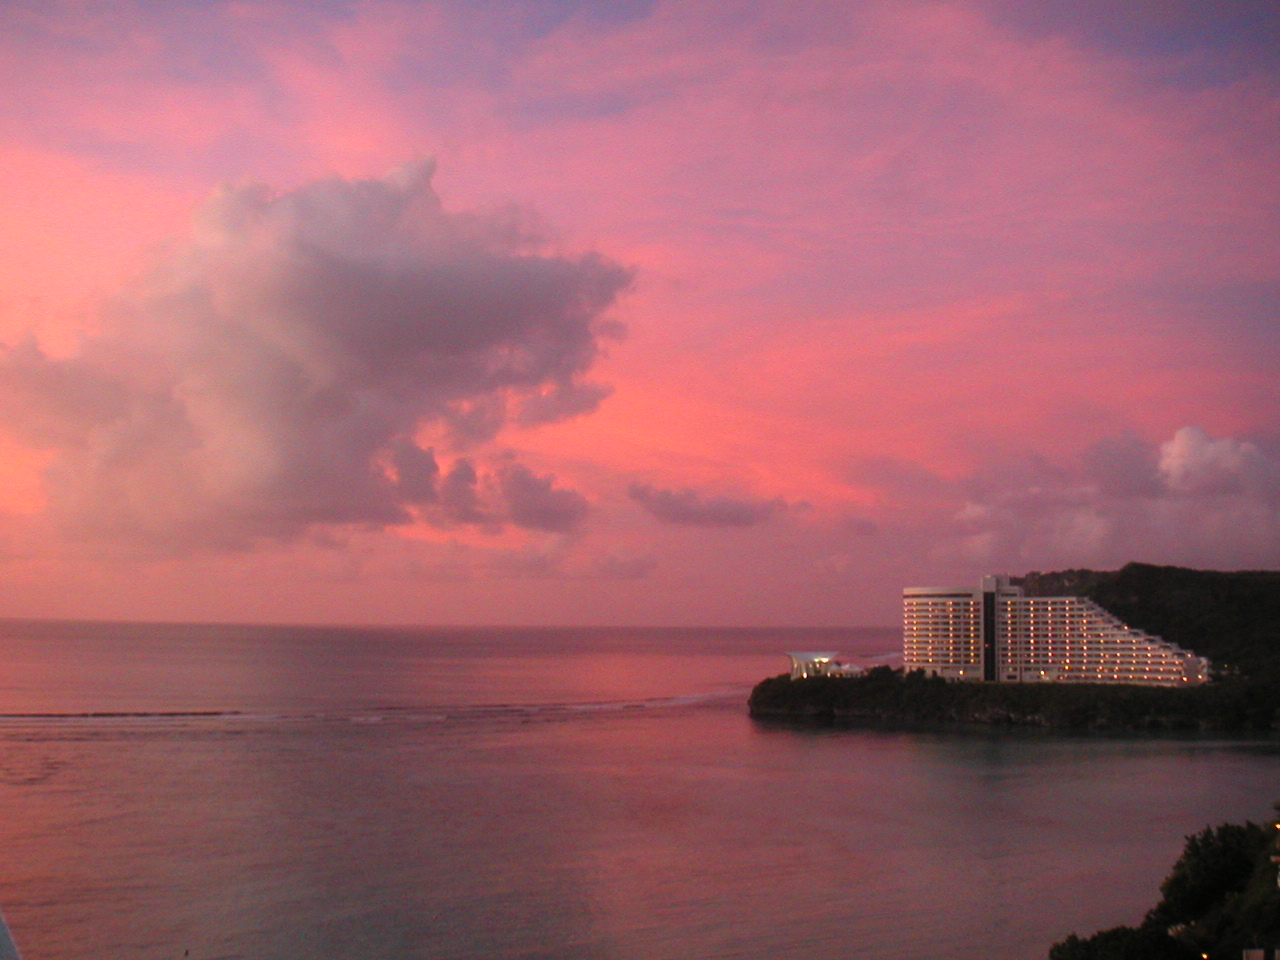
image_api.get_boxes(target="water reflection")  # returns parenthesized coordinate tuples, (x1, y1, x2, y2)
(0, 623, 1273, 959)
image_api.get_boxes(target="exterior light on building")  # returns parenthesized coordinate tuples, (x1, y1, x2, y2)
(902, 576, 1210, 687)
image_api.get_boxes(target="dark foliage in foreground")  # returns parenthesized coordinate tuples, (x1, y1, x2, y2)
(1048, 925, 1197, 960)
(1048, 818, 1280, 960)
(748, 667, 1280, 732)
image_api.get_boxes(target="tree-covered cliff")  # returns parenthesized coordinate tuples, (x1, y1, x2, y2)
(1017, 563, 1280, 677)
(749, 667, 1280, 732)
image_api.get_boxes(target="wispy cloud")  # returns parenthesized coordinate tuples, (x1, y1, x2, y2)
(628, 483, 784, 527)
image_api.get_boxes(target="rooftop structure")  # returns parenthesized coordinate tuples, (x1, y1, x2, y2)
(787, 652, 864, 680)
(903, 575, 1210, 686)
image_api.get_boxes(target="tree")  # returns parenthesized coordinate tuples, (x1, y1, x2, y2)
(1147, 822, 1269, 929)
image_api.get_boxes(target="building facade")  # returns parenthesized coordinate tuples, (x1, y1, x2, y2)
(903, 576, 1210, 686)
(787, 652, 864, 679)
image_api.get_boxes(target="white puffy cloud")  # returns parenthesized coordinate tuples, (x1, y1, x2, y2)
(0, 162, 626, 547)
(1158, 426, 1271, 496)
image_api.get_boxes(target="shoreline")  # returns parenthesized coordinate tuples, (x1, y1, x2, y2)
(747, 669, 1280, 735)
(749, 710, 1280, 741)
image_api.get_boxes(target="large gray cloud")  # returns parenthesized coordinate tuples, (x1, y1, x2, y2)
(628, 483, 784, 527)
(858, 425, 1280, 572)
(0, 162, 626, 547)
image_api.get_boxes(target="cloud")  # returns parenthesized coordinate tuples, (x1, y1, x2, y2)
(847, 457, 954, 502)
(628, 483, 783, 527)
(908, 426, 1280, 570)
(838, 515, 878, 536)
(0, 338, 131, 447)
(438, 458, 489, 527)
(0, 161, 626, 548)
(499, 463, 589, 532)
(1158, 426, 1273, 497)
(592, 550, 657, 579)
(1081, 432, 1162, 498)
(387, 438, 440, 504)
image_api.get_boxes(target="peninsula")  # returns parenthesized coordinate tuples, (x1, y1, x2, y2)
(749, 564, 1280, 733)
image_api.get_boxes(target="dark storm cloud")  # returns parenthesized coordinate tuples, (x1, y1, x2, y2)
(628, 483, 784, 527)
(0, 162, 624, 547)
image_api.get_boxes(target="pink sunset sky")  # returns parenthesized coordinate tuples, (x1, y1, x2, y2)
(0, 0, 1277, 626)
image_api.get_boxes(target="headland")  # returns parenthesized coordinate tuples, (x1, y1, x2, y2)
(749, 666, 1280, 732)
(750, 563, 1280, 733)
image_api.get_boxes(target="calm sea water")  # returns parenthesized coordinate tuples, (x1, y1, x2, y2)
(0, 620, 1275, 960)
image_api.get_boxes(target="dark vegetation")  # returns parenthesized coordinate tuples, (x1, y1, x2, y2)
(1049, 815, 1280, 959)
(749, 667, 1280, 732)
(748, 564, 1280, 732)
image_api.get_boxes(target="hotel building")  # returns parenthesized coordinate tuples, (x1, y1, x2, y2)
(903, 576, 1210, 686)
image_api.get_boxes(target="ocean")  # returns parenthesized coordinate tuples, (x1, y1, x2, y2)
(0, 620, 1274, 960)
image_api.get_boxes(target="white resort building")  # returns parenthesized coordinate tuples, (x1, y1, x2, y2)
(787, 652, 864, 679)
(903, 576, 1211, 686)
